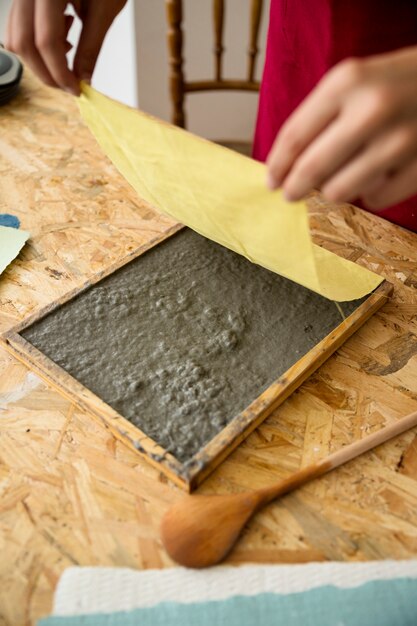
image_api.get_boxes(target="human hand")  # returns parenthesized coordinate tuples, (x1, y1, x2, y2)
(5, 0, 127, 96)
(267, 46, 417, 210)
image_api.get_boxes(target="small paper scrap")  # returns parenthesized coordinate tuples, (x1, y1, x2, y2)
(0, 224, 29, 276)
(78, 84, 383, 302)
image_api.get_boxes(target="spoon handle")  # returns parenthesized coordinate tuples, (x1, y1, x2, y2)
(258, 409, 417, 507)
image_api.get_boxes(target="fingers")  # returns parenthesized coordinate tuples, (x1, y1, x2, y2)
(362, 158, 417, 210)
(34, 0, 80, 94)
(279, 94, 394, 202)
(265, 59, 366, 190)
(5, 0, 127, 95)
(72, 8, 110, 83)
(5, 0, 79, 94)
(266, 84, 339, 190)
(281, 116, 368, 201)
(321, 124, 417, 203)
(73, 0, 126, 82)
(5, 0, 57, 87)
(264, 56, 417, 204)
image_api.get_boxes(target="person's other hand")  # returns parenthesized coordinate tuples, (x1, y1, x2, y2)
(5, 0, 127, 96)
(267, 46, 417, 210)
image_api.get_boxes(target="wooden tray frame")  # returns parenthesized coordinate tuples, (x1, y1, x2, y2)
(1, 225, 393, 491)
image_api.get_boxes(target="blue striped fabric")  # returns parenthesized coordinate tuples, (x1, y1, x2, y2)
(39, 578, 417, 626)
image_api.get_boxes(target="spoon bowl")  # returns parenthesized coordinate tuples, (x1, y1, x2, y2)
(161, 492, 262, 568)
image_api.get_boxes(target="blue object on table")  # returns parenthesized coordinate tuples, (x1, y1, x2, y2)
(38, 578, 417, 626)
(0, 213, 20, 229)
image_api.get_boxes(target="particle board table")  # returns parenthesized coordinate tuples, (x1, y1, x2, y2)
(1, 73, 417, 626)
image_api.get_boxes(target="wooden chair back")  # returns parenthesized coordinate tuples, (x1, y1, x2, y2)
(165, 0, 265, 128)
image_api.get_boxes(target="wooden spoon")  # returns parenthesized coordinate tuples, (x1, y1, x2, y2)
(161, 409, 417, 568)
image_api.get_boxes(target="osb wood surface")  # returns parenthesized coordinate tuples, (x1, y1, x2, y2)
(1, 73, 417, 626)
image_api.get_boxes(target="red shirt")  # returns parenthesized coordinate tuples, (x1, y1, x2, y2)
(253, 0, 417, 232)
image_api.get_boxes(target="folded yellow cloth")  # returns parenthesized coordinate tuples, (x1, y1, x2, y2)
(78, 84, 382, 301)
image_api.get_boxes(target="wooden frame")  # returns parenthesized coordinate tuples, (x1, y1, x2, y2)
(1, 226, 393, 492)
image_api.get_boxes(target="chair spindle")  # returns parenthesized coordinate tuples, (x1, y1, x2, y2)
(247, 0, 264, 82)
(166, 0, 186, 127)
(213, 0, 225, 81)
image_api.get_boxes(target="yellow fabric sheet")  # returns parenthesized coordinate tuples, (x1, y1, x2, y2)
(78, 84, 382, 301)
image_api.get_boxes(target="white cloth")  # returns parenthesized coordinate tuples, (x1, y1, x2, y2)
(53, 560, 417, 616)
